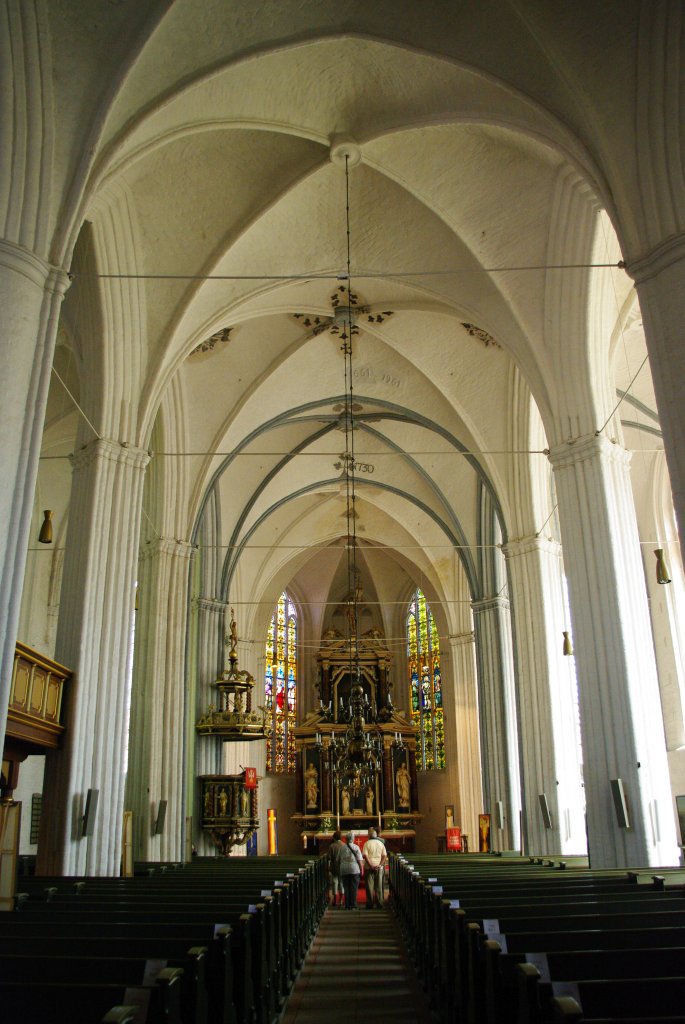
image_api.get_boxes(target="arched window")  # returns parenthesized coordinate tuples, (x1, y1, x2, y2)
(407, 589, 445, 770)
(265, 591, 297, 773)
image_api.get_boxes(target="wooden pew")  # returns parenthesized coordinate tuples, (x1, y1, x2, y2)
(390, 854, 685, 1024)
(0, 966, 184, 1024)
(9, 855, 327, 1024)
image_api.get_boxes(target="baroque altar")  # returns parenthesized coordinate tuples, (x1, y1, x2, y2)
(292, 628, 421, 845)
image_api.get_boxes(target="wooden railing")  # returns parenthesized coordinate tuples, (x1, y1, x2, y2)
(7, 641, 71, 750)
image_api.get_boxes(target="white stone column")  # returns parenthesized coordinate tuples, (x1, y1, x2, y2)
(447, 631, 483, 845)
(126, 538, 195, 862)
(194, 597, 228, 777)
(627, 239, 685, 557)
(549, 433, 680, 867)
(39, 438, 150, 875)
(471, 596, 521, 851)
(191, 596, 228, 855)
(503, 537, 586, 856)
(0, 241, 69, 754)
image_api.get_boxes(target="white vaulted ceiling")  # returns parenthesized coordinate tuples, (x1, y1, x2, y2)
(48, 2, 658, 651)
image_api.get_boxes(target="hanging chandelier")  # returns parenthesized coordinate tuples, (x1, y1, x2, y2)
(319, 141, 400, 788)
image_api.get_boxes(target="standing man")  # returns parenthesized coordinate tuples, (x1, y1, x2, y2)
(363, 827, 388, 909)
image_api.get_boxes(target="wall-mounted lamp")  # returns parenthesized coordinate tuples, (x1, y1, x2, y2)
(654, 548, 671, 585)
(38, 510, 53, 544)
(562, 630, 573, 656)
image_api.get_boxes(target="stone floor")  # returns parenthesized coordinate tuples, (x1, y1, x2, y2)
(280, 903, 435, 1024)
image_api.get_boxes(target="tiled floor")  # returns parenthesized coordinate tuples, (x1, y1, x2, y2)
(280, 903, 434, 1023)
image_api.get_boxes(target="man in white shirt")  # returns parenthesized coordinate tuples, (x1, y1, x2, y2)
(363, 827, 388, 909)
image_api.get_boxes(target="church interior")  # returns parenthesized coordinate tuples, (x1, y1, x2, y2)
(4, 0, 685, 889)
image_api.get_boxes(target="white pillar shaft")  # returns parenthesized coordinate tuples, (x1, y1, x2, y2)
(628, 242, 685, 559)
(550, 434, 679, 867)
(0, 242, 68, 752)
(504, 537, 585, 855)
(39, 438, 149, 875)
(127, 538, 195, 862)
(195, 598, 228, 777)
(472, 596, 521, 850)
(192, 597, 228, 855)
(448, 632, 483, 845)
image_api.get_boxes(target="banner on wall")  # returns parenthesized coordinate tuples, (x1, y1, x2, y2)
(267, 808, 278, 855)
(478, 813, 491, 853)
(244, 767, 257, 789)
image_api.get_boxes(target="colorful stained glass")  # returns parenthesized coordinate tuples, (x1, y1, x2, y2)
(265, 592, 297, 773)
(406, 589, 445, 770)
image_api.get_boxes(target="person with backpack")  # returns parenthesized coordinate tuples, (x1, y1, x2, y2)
(340, 831, 364, 909)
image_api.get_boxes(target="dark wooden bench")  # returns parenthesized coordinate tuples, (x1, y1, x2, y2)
(389, 854, 685, 1024)
(484, 940, 685, 1024)
(9, 855, 327, 1024)
(0, 968, 184, 1024)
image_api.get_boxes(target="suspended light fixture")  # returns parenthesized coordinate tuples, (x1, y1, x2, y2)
(324, 140, 388, 787)
(38, 509, 53, 544)
(654, 548, 672, 585)
(562, 630, 574, 656)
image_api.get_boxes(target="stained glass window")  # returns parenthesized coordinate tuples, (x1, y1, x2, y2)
(407, 589, 445, 770)
(265, 592, 297, 773)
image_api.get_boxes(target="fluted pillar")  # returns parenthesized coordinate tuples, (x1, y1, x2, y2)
(194, 597, 228, 776)
(549, 433, 679, 867)
(446, 631, 483, 845)
(38, 438, 150, 875)
(126, 538, 195, 862)
(192, 596, 229, 854)
(503, 537, 585, 856)
(627, 232, 685, 558)
(471, 595, 521, 851)
(0, 242, 70, 755)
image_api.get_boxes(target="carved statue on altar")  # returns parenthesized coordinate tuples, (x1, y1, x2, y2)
(340, 784, 351, 814)
(396, 762, 411, 808)
(304, 762, 319, 808)
(365, 785, 374, 814)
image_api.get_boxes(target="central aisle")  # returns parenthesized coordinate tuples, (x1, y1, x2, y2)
(280, 906, 434, 1024)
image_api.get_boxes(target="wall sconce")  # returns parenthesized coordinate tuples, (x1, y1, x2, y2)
(654, 548, 671, 585)
(38, 510, 53, 544)
(562, 630, 573, 656)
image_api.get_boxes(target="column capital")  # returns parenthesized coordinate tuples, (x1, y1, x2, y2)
(471, 594, 510, 614)
(624, 231, 685, 285)
(547, 433, 630, 472)
(139, 537, 197, 562)
(195, 596, 229, 614)
(0, 237, 71, 295)
(501, 535, 562, 560)
(447, 631, 475, 647)
(70, 437, 151, 473)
